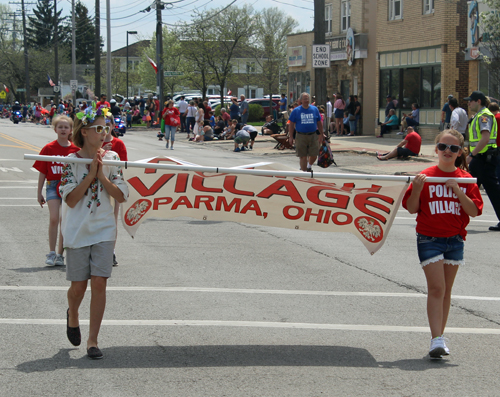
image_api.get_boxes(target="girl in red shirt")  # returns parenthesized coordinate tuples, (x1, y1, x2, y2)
(161, 100, 180, 150)
(103, 117, 128, 266)
(33, 115, 79, 266)
(402, 129, 483, 358)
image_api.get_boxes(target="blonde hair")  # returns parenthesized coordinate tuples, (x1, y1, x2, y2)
(52, 115, 73, 130)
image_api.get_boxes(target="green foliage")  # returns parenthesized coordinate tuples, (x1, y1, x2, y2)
(72, 1, 98, 64)
(26, 0, 70, 50)
(214, 104, 221, 117)
(248, 104, 264, 122)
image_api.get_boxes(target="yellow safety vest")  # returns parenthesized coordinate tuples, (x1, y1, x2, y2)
(469, 107, 498, 154)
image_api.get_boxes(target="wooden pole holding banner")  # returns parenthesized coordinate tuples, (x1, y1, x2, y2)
(23, 154, 477, 184)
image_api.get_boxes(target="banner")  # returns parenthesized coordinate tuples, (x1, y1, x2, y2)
(122, 158, 410, 255)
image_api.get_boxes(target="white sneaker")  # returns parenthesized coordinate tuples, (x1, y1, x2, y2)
(45, 252, 56, 267)
(429, 336, 446, 358)
(54, 254, 65, 266)
(442, 336, 450, 355)
(396, 131, 404, 135)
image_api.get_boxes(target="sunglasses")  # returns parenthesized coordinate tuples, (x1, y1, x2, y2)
(436, 143, 461, 153)
(83, 125, 111, 134)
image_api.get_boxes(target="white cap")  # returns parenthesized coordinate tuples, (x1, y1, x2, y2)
(110, 99, 116, 104)
(153, 96, 158, 99)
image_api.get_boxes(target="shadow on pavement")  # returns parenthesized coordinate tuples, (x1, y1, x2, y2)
(10, 266, 66, 273)
(17, 345, 380, 372)
(379, 358, 458, 370)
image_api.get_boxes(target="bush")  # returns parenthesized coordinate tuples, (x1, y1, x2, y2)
(248, 104, 264, 122)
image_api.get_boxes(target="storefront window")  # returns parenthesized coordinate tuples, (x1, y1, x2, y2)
(479, 62, 500, 99)
(402, 68, 420, 109)
(379, 69, 400, 109)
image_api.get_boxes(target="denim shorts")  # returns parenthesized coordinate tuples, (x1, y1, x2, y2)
(416, 233, 464, 267)
(46, 180, 61, 201)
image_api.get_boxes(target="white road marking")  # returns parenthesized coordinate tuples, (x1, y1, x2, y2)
(0, 180, 37, 183)
(0, 186, 36, 188)
(0, 318, 498, 334)
(0, 198, 35, 199)
(1, 285, 500, 301)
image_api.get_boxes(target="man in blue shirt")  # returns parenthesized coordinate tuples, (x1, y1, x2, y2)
(279, 94, 287, 112)
(441, 94, 453, 128)
(288, 92, 324, 171)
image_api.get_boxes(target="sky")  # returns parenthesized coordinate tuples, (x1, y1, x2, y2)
(1, 0, 315, 52)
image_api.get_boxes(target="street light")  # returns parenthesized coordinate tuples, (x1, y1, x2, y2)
(126, 31, 138, 101)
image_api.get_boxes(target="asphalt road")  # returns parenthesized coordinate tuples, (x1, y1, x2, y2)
(1, 119, 500, 396)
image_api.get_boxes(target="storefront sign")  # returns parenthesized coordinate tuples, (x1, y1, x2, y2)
(470, 47, 480, 60)
(288, 46, 307, 67)
(312, 45, 330, 68)
(329, 37, 347, 52)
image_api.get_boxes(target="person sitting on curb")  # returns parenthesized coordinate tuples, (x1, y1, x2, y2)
(376, 126, 422, 161)
(377, 109, 399, 137)
(234, 128, 251, 152)
(262, 115, 280, 135)
(222, 119, 239, 140)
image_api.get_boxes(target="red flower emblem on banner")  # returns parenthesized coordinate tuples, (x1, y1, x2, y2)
(125, 199, 152, 226)
(354, 217, 383, 243)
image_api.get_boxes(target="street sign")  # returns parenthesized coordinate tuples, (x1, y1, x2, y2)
(17, 88, 26, 92)
(0, 91, 6, 99)
(164, 71, 184, 77)
(312, 45, 330, 68)
(70, 80, 78, 91)
(53, 86, 60, 93)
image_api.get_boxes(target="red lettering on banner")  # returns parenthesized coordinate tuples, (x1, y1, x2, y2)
(192, 175, 224, 193)
(283, 206, 304, 220)
(304, 208, 324, 223)
(223, 176, 254, 196)
(353, 193, 393, 224)
(127, 174, 175, 197)
(323, 210, 332, 223)
(194, 196, 215, 210)
(144, 158, 179, 173)
(257, 180, 304, 203)
(306, 186, 350, 208)
(175, 173, 189, 193)
(153, 197, 173, 210)
(332, 212, 352, 225)
(240, 200, 262, 216)
(171, 196, 193, 210)
(354, 185, 383, 193)
(215, 197, 242, 213)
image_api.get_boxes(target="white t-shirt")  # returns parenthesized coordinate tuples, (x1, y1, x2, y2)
(450, 107, 469, 135)
(60, 151, 129, 249)
(177, 100, 188, 114)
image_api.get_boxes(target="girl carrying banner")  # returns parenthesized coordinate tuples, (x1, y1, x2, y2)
(402, 129, 483, 358)
(60, 103, 129, 359)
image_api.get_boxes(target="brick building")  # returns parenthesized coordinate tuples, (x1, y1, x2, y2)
(376, 0, 469, 140)
(286, 0, 377, 135)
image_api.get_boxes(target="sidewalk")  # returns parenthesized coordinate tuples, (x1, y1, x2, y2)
(193, 133, 438, 163)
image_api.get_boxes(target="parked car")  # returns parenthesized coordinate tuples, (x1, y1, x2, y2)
(246, 98, 280, 120)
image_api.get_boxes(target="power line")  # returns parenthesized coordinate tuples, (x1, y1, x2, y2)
(270, 0, 313, 11)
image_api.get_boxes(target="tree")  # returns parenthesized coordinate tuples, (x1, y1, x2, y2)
(253, 8, 298, 114)
(26, 0, 70, 50)
(481, 0, 500, 98)
(188, 5, 256, 106)
(72, 1, 98, 64)
(137, 28, 185, 97)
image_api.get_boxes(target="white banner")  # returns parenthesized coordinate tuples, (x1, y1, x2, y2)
(122, 158, 409, 255)
(24, 155, 477, 255)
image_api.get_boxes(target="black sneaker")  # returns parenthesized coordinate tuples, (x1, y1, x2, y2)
(113, 254, 118, 267)
(489, 222, 500, 231)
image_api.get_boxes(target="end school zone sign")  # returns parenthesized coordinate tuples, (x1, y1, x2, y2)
(312, 45, 330, 68)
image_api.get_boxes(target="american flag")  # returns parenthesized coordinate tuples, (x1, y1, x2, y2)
(47, 74, 55, 87)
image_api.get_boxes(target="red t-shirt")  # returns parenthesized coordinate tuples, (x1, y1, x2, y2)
(222, 112, 230, 123)
(204, 104, 212, 120)
(402, 166, 483, 239)
(404, 131, 422, 155)
(96, 101, 110, 109)
(162, 107, 180, 127)
(494, 113, 500, 146)
(104, 137, 128, 161)
(33, 140, 79, 180)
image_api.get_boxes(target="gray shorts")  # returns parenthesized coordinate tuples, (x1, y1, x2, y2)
(65, 241, 114, 281)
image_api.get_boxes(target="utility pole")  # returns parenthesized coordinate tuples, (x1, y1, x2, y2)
(54, 0, 59, 103)
(94, 0, 100, 99)
(106, 0, 111, 100)
(314, 0, 326, 108)
(72, 0, 76, 105)
(21, 0, 30, 104)
(156, 0, 164, 117)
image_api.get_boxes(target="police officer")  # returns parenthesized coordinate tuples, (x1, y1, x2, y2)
(109, 99, 121, 117)
(465, 90, 500, 231)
